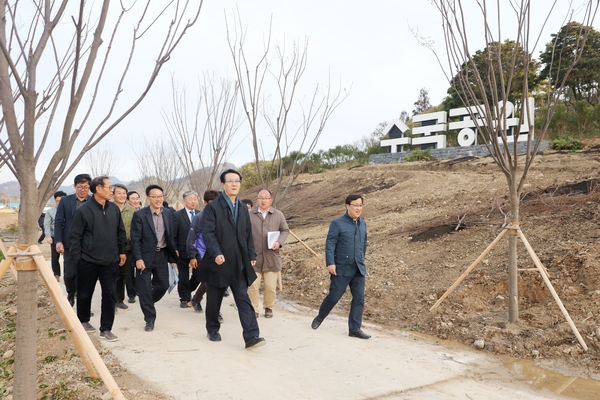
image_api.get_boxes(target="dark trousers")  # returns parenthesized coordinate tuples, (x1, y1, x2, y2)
(317, 270, 365, 332)
(50, 237, 61, 277)
(63, 248, 77, 298)
(115, 251, 132, 303)
(177, 258, 198, 302)
(192, 281, 206, 303)
(136, 250, 169, 324)
(125, 250, 137, 299)
(205, 273, 259, 342)
(76, 259, 119, 332)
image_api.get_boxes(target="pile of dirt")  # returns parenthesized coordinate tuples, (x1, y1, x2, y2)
(276, 146, 600, 380)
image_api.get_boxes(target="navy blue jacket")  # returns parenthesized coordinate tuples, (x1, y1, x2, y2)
(54, 193, 92, 249)
(325, 212, 367, 277)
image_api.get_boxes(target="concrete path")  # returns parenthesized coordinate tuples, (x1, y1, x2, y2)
(84, 289, 569, 400)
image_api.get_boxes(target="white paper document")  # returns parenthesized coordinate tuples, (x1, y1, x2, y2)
(268, 231, 280, 249)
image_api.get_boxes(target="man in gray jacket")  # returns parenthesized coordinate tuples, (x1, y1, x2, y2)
(249, 189, 289, 318)
(44, 190, 67, 281)
(311, 194, 370, 339)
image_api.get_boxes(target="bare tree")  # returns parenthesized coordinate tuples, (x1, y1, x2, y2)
(163, 73, 241, 195)
(226, 12, 349, 204)
(424, 1, 598, 322)
(0, 1, 202, 396)
(85, 143, 122, 178)
(133, 139, 186, 207)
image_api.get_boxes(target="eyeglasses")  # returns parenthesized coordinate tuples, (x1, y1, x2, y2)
(147, 195, 164, 200)
(224, 180, 241, 184)
(349, 203, 363, 208)
(103, 185, 114, 191)
(257, 197, 271, 201)
(75, 185, 90, 190)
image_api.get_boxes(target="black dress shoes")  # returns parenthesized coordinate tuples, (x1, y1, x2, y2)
(245, 337, 266, 349)
(349, 329, 371, 339)
(144, 321, 154, 332)
(207, 332, 221, 342)
(311, 317, 323, 330)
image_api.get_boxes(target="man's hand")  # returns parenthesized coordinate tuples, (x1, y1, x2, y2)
(215, 255, 225, 265)
(272, 241, 281, 251)
(46, 237, 53, 244)
(327, 264, 337, 276)
(119, 254, 126, 266)
(190, 258, 198, 269)
(175, 250, 179, 257)
(56, 242, 64, 253)
(251, 260, 256, 267)
(136, 259, 146, 270)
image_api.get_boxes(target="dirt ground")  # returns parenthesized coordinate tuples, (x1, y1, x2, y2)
(3, 141, 600, 398)
(272, 140, 600, 381)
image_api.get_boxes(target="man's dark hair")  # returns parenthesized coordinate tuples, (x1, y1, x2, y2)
(113, 183, 128, 192)
(219, 169, 242, 183)
(74, 173, 92, 185)
(345, 193, 364, 205)
(162, 200, 169, 208)
(126, 190, 139, 200)
(203, 190, 220, 203)
(145, 184, 164, 196)
(90, 176, 109, 194)
(53, 191, 67, 199)
(241, 199, 253, 208)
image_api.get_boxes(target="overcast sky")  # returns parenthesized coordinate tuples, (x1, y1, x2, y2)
(2, 1, 597, 185)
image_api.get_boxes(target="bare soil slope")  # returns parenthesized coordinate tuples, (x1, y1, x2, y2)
(270, 144, 600, 379)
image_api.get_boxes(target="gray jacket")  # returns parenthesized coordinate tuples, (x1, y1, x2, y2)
(44, 206, 57, 238)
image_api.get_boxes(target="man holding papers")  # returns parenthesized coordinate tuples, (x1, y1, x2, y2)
(249, 189, 290, 318)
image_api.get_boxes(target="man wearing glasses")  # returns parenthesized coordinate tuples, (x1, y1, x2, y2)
(200, 169, 265, 349)
(311, 194, 371, 339)
(69, 176, 127, 341)
(131, 184, 177, 332)
(54, 173, 92, 306)
(172, 190, 200, 308)
(248, 189, 289, 318)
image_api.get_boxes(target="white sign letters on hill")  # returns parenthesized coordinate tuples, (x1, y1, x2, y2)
(381, 98, 535, 153)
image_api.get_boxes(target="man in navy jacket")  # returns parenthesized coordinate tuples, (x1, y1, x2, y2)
(311, 193, 370, 339)
(54, 173, 92, 306)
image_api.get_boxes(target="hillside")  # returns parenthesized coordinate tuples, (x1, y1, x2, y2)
(264, 143, 600, 379)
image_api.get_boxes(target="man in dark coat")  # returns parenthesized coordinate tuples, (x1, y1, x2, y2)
(172, 190, 200, 308)
(130, 184, 177, 332)
(54, 173, 92, 306)
(200, 169, 265, 349)
(69, 176, 127, 341)
(311, 193, 370, 339)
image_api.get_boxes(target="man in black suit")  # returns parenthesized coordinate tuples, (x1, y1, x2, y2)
(54, 173, 92, 306)
(200, 169, 265, 349)
(172, 190, 200, 308)
(130, 184, 177, 332)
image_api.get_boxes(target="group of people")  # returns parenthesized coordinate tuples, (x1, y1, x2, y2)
(45, 168, 371, 349)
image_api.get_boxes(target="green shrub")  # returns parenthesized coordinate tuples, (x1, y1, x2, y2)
(551, 136, 583, 151)
(404, 149, 436, 162)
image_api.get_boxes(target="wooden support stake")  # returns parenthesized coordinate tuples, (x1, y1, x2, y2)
(0, 252, 16, 281)
(288, 230, 319, 257)
(516, 231, 588, 351)
(33, 249, 98, 379)
(430, 228, 508, 312)
(29, 245, 125, 399)
(0, 241, 18, 279)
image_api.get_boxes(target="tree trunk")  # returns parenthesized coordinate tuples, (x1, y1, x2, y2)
(13, 176, 41, 399)
(508, 188, 520, 322)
